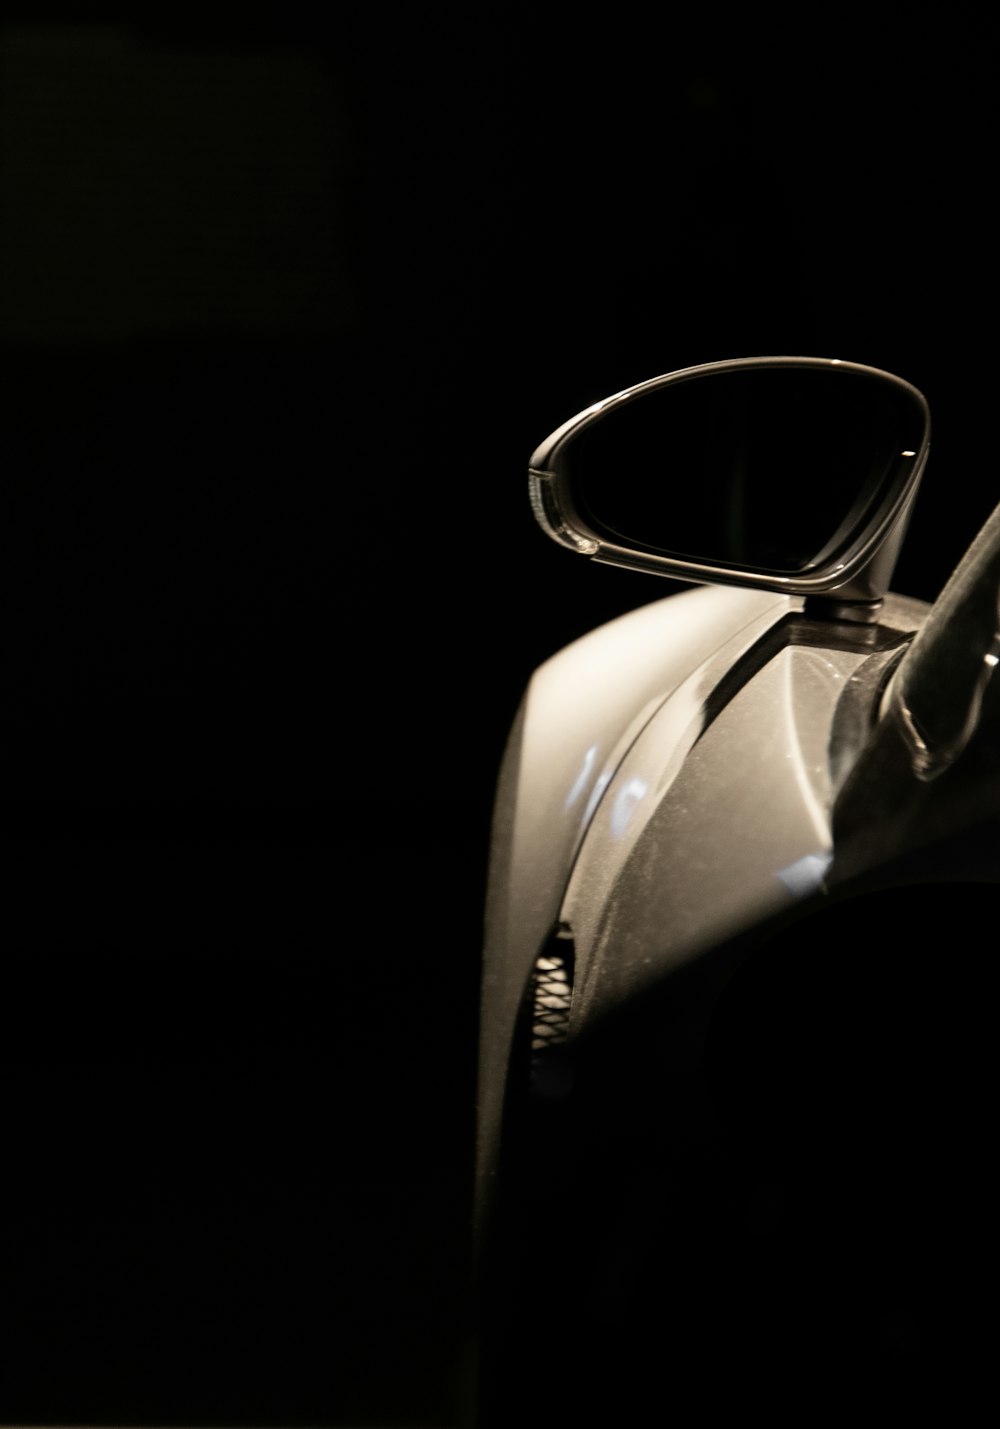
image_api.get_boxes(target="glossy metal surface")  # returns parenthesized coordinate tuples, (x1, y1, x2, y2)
(564, 641, 871, 1023)
(562, 593, 930, 1025)
(477, 587, 929, 1245)
(477, 353, 1000, 1426)
(477, 582, 791, 1230)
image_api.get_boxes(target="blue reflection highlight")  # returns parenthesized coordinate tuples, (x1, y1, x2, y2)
(777, 850, 832, 898)
(610, 777, 648, 839)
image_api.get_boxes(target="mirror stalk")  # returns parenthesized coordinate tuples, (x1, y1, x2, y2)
(803, 596, 883, 624)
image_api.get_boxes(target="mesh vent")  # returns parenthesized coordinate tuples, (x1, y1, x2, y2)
(527, 934, 575, 1097)
(530, 952, 573, 1052)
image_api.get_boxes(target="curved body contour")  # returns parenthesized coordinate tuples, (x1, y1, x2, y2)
(478, 582, 929, 1232)
(477, 357, 1000, 1423)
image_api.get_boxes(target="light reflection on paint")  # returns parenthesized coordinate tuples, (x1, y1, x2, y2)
(777, 850, 833, 897)
(610, 777, 649, 839)
(783, 650, 832, 849)
(582, 771, 612, 829)
(564, 743, 598, 810)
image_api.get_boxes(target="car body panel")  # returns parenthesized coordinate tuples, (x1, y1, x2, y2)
(478, 583, 791, 1218)
(474, 356, 1000, 1424)
(477, 587, 932, 1240)
(564, 592, 931, 1028)
(564, 640, 869, 1026)
(476, 583, 929, 1231)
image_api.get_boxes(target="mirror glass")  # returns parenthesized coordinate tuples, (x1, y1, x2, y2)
(561, 366, 926, 574)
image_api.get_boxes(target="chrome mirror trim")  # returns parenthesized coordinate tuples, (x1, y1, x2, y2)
(528, 356, 931, 603)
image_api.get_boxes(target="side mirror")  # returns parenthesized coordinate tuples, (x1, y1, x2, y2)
(529, 357, 930, 612)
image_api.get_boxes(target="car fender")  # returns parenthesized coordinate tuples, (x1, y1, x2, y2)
(477, 582, 794, 1227)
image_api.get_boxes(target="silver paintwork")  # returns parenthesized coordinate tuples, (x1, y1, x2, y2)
(477, 576, 929, 1228)
(477, 583, 791, 1221)
(478, 568, 928, 1240)
(476, 354, 1000, 1422)
(562, 593, 929, 1028)
(562, 640, 870, 1028)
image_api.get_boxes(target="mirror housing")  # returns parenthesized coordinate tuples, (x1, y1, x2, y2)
(529, 357, 930, 616)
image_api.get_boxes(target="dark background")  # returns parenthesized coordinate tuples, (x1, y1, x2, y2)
(1, 6, 996, 1425)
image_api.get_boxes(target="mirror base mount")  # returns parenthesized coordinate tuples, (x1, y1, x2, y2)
(803, 596, 883, 625)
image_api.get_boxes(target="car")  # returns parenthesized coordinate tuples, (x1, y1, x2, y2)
(474, 356, 996, 1423)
